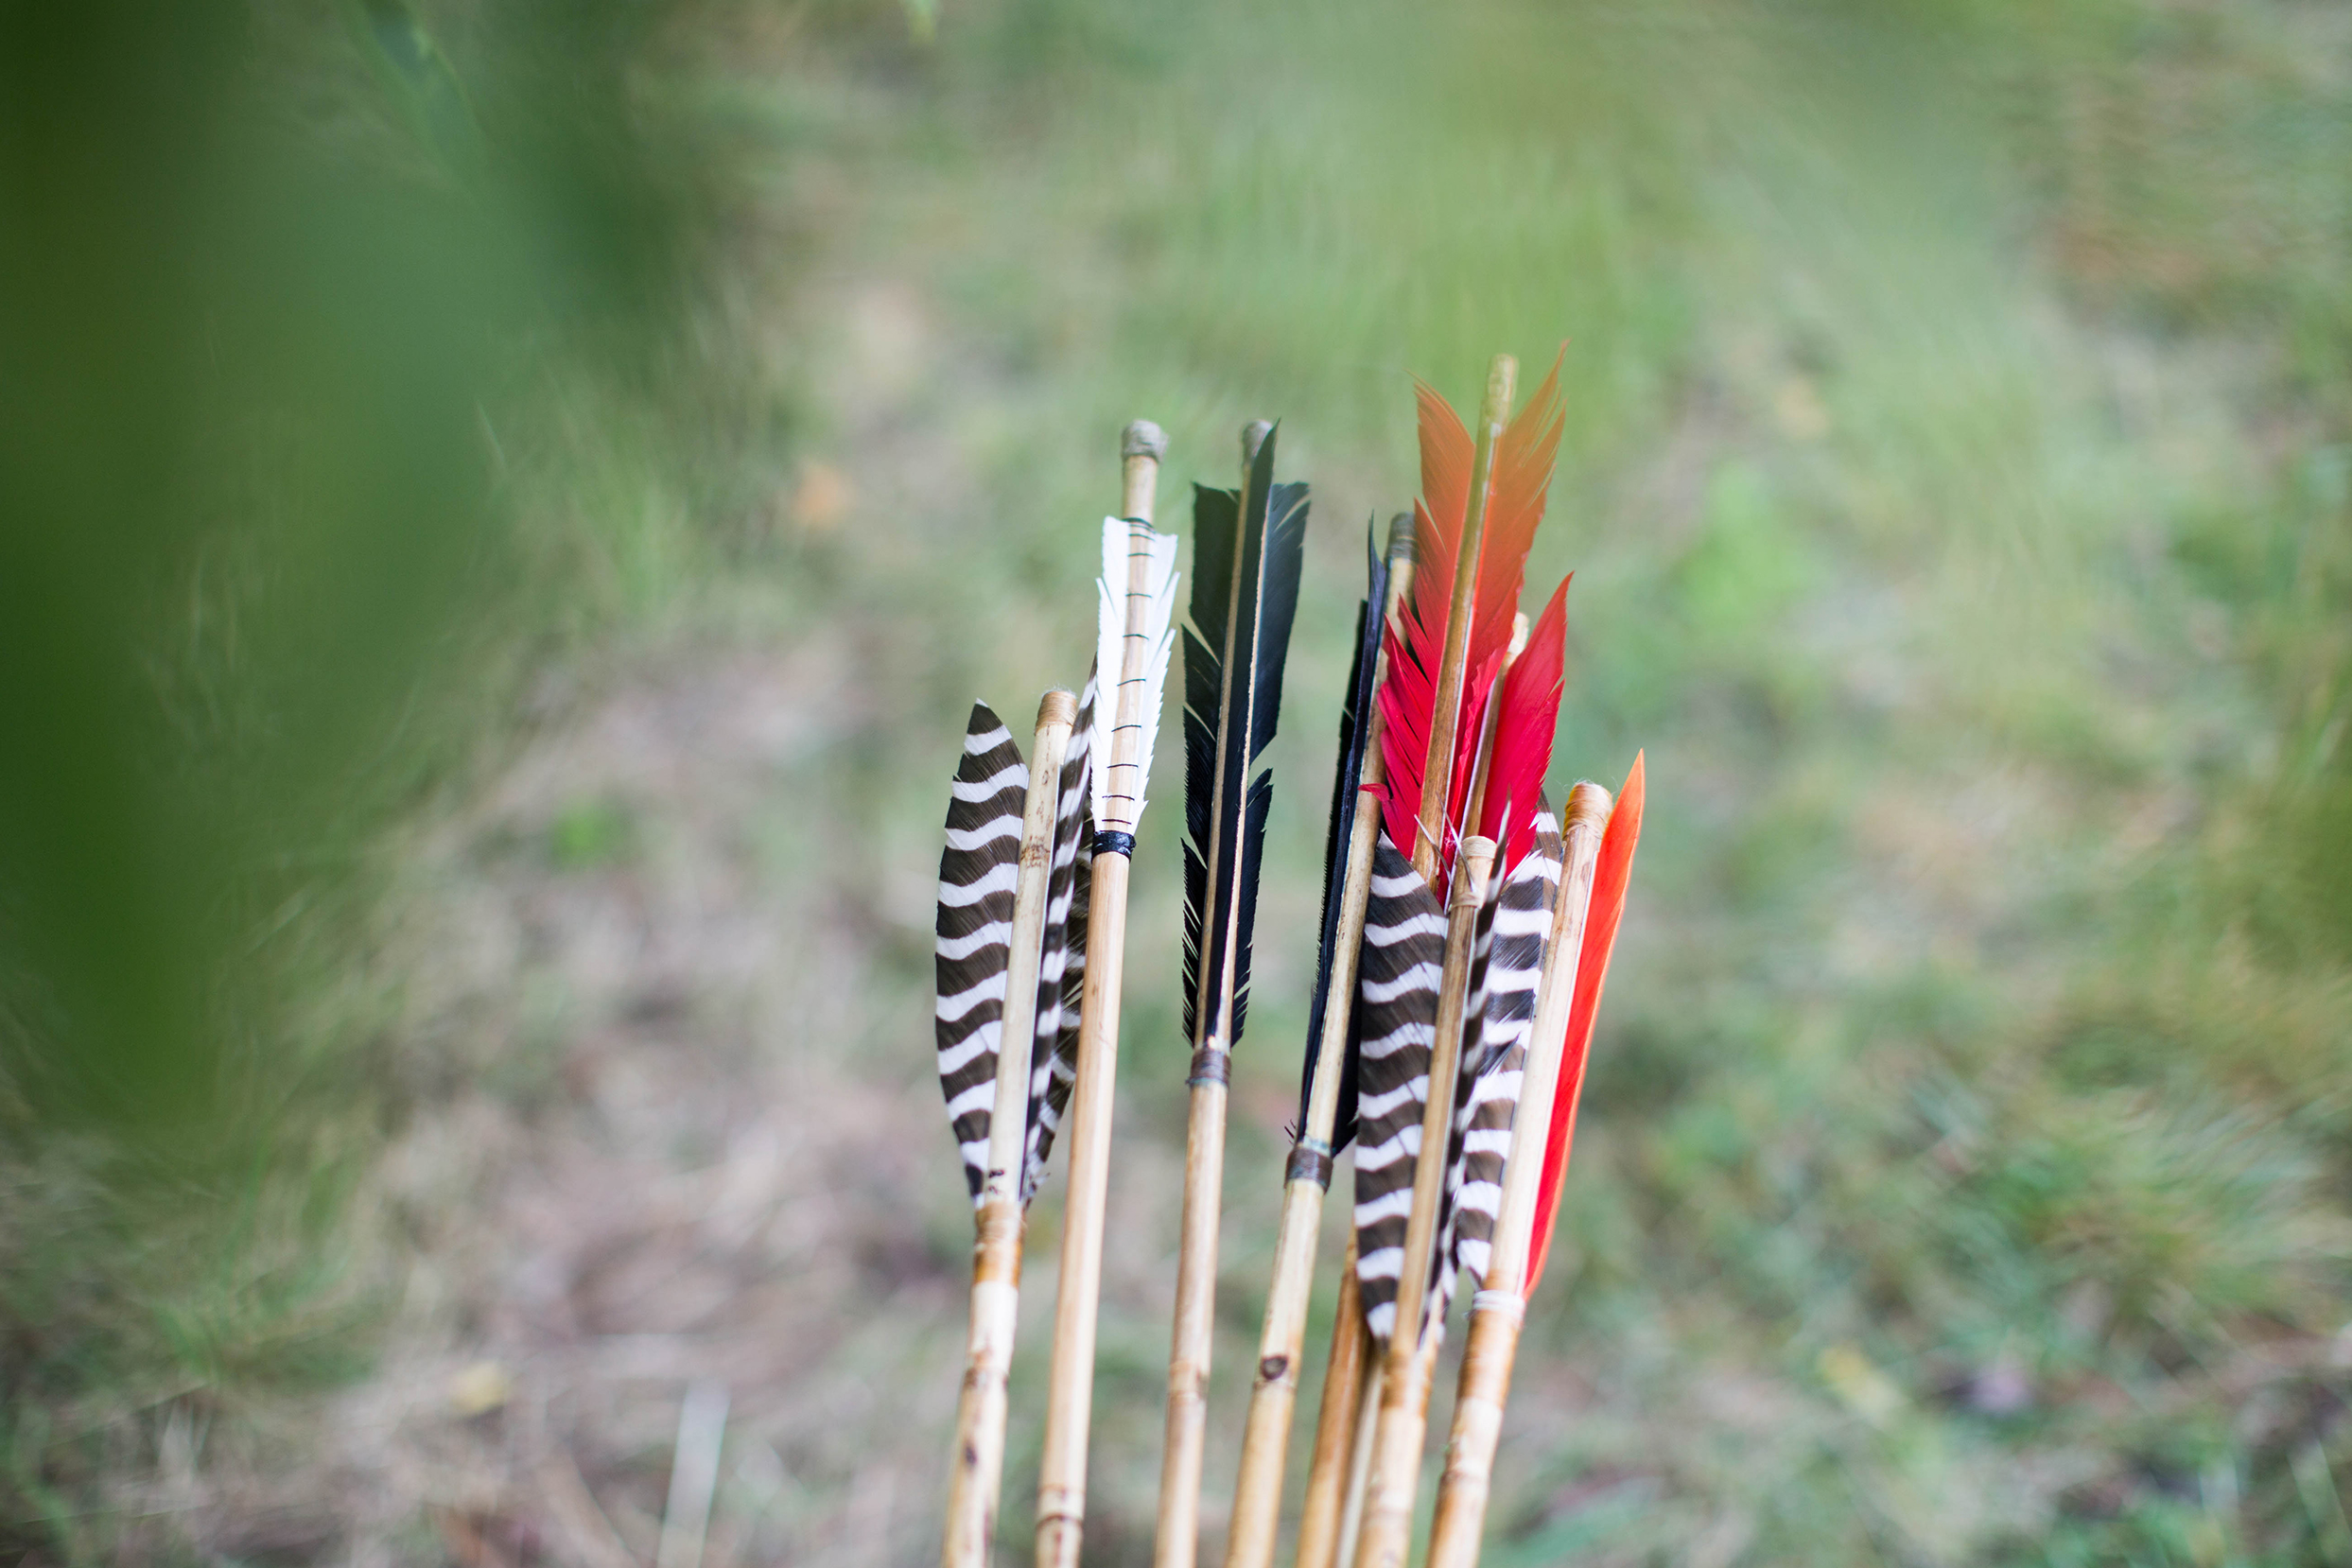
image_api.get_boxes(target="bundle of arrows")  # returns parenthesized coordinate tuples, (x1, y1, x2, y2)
(927, 352, 1644, 1568)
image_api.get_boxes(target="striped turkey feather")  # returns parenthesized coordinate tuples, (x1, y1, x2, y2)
(932, 693, 1091, 1210)
(1181, 427, 1308, 1054)
(1349, 829, 1446, 1345)
(1021, 670, 1094, 1202)
(1434, 809, 1561, 1330)
(934, 704, 1029, 1203)
(1353, 809, 1561, 1349)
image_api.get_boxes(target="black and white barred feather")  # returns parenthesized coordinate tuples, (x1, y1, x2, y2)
(1431, 808, 1561, 1329)
(933, 692, 1090, 1210)
(1353, 810, 1562, 1348)
(935, 705, 1028, 1203)
(1350, 830, 1446, 1344)
(1022, 671, 1094, 1200)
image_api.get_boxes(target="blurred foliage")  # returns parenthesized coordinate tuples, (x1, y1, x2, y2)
(0, 0, 755, 1554)
(0, 0, 708, 1127)
(6, 0, 2352, 1561)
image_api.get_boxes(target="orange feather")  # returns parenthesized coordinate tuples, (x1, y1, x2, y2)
(1524, 750, 1644, 1298)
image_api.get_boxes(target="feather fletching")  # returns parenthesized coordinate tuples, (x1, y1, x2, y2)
(933, 695, 1094, 1211)
(1468, 352, 1565, 683)
(1022, 671, 1094, 1202)
(1437, 810, 1559, 1322)
(1092, 517, 1180, 837)
(1298, 523, 1390, 1150)
(1524, 753, 1645, 1295)
(1181, 428, 1309, 1054)
(1350, 829, 1446, 1345)
(1376, 353, 1568, 889)
(1475, 574, 1571, 875)
(933, 705, 1031, 1204)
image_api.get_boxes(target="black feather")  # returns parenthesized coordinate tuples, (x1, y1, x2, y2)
(1247, 477, 1310, 758)
(1188, 485, 1240, 689)
(1181, 427, 1310, 1061)
(1298, 522, 1390, 1148)
(1179, 484, 1238, 1048)
(1229, 769, 1274, 1044)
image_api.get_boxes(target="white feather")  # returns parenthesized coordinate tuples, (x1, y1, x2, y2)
(1089, 515, 1180, 836)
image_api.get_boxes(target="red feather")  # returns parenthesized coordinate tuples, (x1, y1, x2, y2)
(1378, 354, 1568, 888)
(1474, 574, 1571, 873)
(1524, 751, 1644, 1298)
(1374, 618, 1435, 866)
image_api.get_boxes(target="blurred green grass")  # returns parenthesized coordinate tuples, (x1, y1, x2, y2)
(7, 0, 2352, 1562)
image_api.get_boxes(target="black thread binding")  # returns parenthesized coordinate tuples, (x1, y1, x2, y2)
(1285, 1142, 1334, 1190)
(1092, 829, 1137, 858)
(1187, 1047, 1230, 1088)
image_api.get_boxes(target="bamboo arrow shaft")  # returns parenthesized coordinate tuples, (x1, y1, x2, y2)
(1156, 422, 1275, 1568)
(942, 689, 1078, 1568)
(1334, 1349, 1383, 1568)
(1221, 794, 1379, 1568)
(1424, 783, 1610, 1568)
(1224, 517, 1414, 1568)
(1037, 426, 1165, 1568)
(1294, 1238, 1373, 1568)
(1155, 1057, 1230, 1568)
(1034, 833, 1129, 1566)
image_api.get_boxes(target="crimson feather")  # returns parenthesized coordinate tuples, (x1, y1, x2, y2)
(1377, 352, 1569, 888)
(1474, 574, 1571, 874)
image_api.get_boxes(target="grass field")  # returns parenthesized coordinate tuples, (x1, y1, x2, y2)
(7, 1, 2352, 1563)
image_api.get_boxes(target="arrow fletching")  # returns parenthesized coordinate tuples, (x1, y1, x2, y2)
(933, 692, 1095, 1211)
(1298, 522, 1391, 1151)
(1181, 427, 1308, 1054)
(1092, 518, 1180, 838)
(1524, 752, 1646, 1294)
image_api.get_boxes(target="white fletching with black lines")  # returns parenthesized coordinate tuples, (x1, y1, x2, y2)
(1092, 516, 1179, 839)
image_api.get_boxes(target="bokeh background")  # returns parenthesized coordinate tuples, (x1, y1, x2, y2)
(7, 1, 2352, 1563)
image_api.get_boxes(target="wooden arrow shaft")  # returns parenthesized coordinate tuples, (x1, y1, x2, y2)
(1422, 783, 1610, 1568)
(1036, 432, 1164, 1568)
